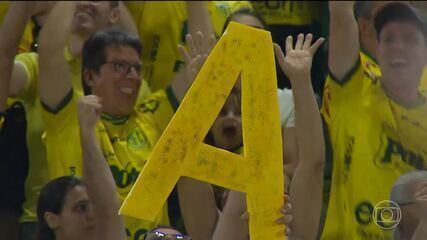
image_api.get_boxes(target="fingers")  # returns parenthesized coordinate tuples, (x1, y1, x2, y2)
(186, 34, 197, 58)
(309, 37, 325, 55)
(209, 34, 217, 52)
(273, 43, 286, 64)
(240, 211, 249, 221)
(178, 44, 192, 64)
(284, 194, 291, 204)
(294, 33, 304, 51)
(302, 33, 313, 50)
(195, 31, 204, 54)
(285, 35, 293, 54)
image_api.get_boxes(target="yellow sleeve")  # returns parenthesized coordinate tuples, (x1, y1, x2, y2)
(41, 90, 82, 179)
(14, 52, 39, 103)
(321, 55, 366, 124)
(0, 115, 4, 129)
(137, 86, 177, 133)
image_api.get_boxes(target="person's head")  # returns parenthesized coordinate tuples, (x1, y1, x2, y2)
(374, 2, 427, 94)
(144, 226, 191, 240)
(354, 1, 396, 57)
(71, 1, 120, 37)
(390, 170, 427, 239)
(82, 28, 142, 116)
(36, 176, 95, 240)
(222, 8, 267, 33)
(207, 83, 242, 151)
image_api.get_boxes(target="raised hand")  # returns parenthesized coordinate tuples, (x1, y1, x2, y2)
(178, 31, 216, 85)
(77, 95, 102, 131)
(241, 195, 293, 237)
(274, 33, 324, 81)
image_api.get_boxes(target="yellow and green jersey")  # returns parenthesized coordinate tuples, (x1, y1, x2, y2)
(125, 1, 252, 92)
(250, 1, 322, 26)
(42, 87, 178, 239)
(320, 52, 427, 239)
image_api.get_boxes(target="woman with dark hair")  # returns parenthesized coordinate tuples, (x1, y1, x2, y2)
(35, 176, 89, 240)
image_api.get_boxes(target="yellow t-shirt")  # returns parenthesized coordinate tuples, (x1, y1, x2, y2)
(126, 1, 252, 92)
(320, 53, 427, 240)
(250, 1, 322, 26)
(14, 49, 151, 224)
(42, 88, 177, 239)
(0, 1, 35, 53)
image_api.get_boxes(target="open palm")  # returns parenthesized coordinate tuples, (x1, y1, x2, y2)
(274, 34, 324, 80)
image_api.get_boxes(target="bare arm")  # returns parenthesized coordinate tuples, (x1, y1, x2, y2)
(328, 1, 360, 81)
(212, 190, 248, 240)
(0, 2, 31, 111)
(186, 1, 215, 54)
(78, 95, 125, 240)
(38, 1, 74, 110)
(274, 34, 325, 240)
(177, 177, 219, 240)
(116, 2, 139, 36)
(171, 2, 216, 102)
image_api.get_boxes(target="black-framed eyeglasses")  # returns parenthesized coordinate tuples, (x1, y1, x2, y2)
(102, 60, 142, 76)
(144, 230, 192, 240)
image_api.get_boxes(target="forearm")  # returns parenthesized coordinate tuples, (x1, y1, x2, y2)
(212, 191, 248, 240)
(289, 75, 325, 240)
(80, 128, 125, 240)
(117, 2, 139, 36)
(177, 177, 218, 240)
(329, 2, 360, 80)
(0, 3, 31, 111)
(186, 1, 215, 52)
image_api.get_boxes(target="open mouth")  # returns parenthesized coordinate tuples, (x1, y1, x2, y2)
(223, 125, 237, 138)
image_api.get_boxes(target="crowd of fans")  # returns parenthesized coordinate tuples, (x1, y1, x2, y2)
(0, 1, 426, 240)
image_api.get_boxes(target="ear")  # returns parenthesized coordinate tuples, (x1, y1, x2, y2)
(109, 6, 120, 25)
(84, 69, 95, 88)
(45, 212, 60, 229)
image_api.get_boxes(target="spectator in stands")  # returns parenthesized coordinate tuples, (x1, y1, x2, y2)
(0, 2, 52, 240)
(0, 2, 143, 240)
(321, 2, 427, 239)
(390, 170, 427, 240)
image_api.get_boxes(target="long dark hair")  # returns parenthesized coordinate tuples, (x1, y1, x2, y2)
(35, 176, 83, 240)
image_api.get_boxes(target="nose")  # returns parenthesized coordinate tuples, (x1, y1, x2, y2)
(86, 204, 95, 221)
(126, 66, 140, 79)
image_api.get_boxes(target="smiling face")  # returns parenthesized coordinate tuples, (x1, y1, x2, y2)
(71, 1, 119, 37)
(210, 86, 243, 151)
(87, 45, 142, 116)
(377, 21, 427, 92)
(51, 185, 96, 240)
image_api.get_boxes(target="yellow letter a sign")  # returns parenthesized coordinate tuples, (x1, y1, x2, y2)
(120, 22, 284, 239)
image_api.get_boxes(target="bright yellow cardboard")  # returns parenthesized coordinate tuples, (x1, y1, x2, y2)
(120, 22, 284, 239)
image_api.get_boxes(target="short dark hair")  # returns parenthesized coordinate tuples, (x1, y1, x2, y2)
(35, 176, 83, 240)
(374, 2, 426, 40)
(222, 8, 267, 33)
(82, 28, 142, 95)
